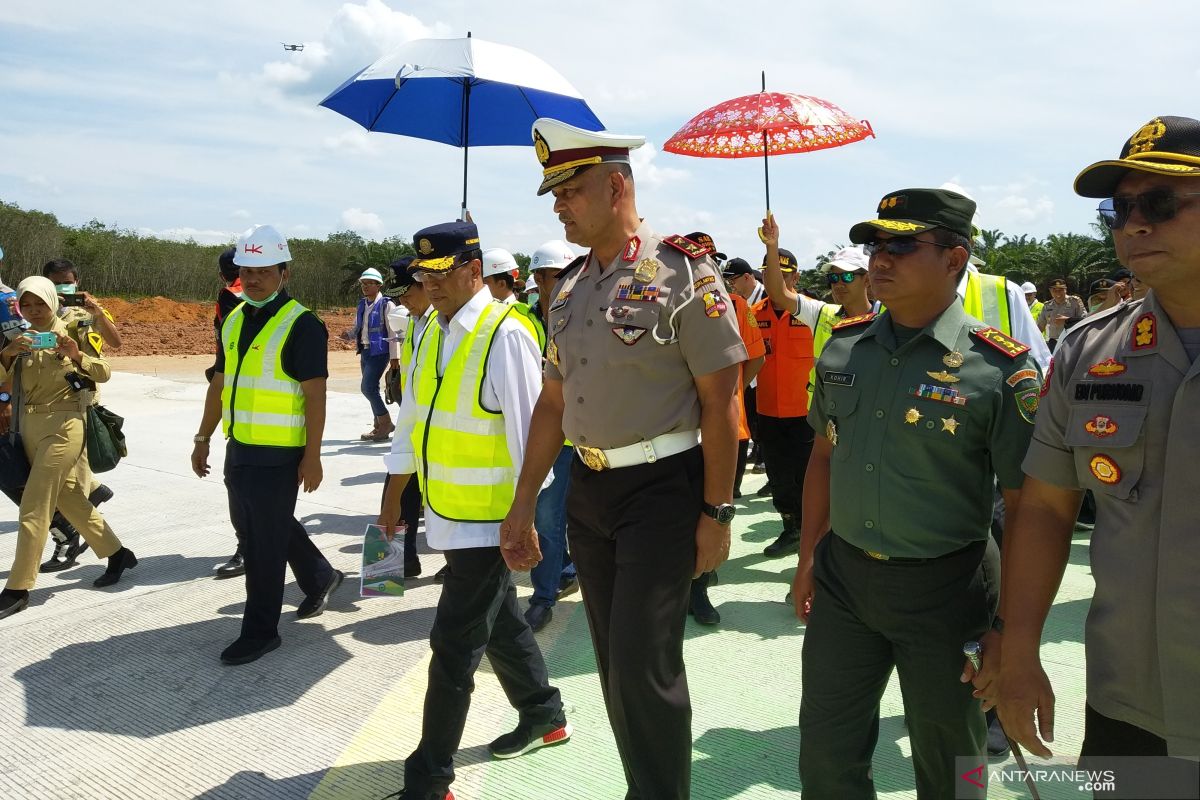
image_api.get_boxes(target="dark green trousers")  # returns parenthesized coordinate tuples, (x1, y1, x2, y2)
(799, 534, 990, 800)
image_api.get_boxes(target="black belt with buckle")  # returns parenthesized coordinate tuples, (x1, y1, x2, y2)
(859, 540, 980, 564)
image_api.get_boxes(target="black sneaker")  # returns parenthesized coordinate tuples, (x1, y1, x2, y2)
(297, 570, 344, 619)
(524, 603, 553, 633)
(763, 528, 800, 558)
(555, 575, 579, 600)
(40, 532, 88, 573)
(220, 635, 281, 666)
(487, 715, 572, 759)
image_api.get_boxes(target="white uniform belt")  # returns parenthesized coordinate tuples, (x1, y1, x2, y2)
(575, 429, 700, 471)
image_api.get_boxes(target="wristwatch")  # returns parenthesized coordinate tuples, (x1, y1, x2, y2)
(0, 392, 10, 404)
(193, 434, 211, 444)
(701, 502, 736, 525)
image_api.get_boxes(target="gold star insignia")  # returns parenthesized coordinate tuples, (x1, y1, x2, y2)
(941, 416, 959, 435)
(905, 408, 922, 425)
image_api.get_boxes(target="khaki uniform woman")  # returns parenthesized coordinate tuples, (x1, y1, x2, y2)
(0, 277, 136, 620)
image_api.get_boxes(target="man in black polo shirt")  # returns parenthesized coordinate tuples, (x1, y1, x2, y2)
(190, 224, 343, 666)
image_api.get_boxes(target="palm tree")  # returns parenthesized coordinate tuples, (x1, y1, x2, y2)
(1035, 234, 1111, 288)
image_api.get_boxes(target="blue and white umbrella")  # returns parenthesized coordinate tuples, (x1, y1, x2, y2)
(320, 33, 604, 216)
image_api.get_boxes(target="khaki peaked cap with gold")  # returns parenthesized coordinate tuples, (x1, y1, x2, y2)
(532, 118, 646, 196)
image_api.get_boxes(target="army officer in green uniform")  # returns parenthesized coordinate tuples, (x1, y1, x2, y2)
(791, 188, 1040, 799)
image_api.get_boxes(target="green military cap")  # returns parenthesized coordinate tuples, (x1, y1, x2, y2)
(1075, 116, 1200, 198)
(848, 188, 977, 244)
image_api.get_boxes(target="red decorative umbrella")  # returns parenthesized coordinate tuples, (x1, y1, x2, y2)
(663, 74, 874, 213)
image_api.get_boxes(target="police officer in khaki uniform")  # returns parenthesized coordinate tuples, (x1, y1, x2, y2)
(500, 118, 747, 799)
(988, 116, 1200, 797)
(793, 189, 1039, 799)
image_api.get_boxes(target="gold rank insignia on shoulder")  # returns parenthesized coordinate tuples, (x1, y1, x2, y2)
(547, 339, 559, 367)
(661, 234, 714, 259)
(1132, 312, 1157, 350)
(926, 371, 959, 383)
(826, 419, 838, 446)
(832, 312, 876, 331)
(633, 258, 659, 284)
(970, 327, 1030, 358)
(942, 350, 965, 368)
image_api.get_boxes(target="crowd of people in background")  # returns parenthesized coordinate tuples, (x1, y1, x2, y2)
(1, 112, 1198, 800)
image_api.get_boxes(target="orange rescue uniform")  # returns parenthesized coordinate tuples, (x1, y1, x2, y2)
(731, 293, 766, 440)
(752, 298, 814, 418)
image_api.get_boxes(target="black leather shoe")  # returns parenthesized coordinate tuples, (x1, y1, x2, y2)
(756, 482, 773, 497)
(433, 564, 449, 584)
(555, 575, 579, 600)
(297, 569, 344, 619)
(763, 528, 800, 558)
(40, 531, 89, 573)
(215, 550, 245, 579)
(524, 603, 553, 632)
(0, 589, 30, 620)
(487, 714, 571, 759)
(986, 711, 1011, 758)
(404, 560, 422, 579)
(93, 548, 137, 587)
(688, 575, 720, 625)
(220, 635, 281, 666)
(88, 485, 115, 506)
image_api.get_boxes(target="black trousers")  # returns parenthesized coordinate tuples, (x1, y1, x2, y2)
(405, 545, 562, 795)
(224, 458, 333, 641)
(799, 534, 990, 800)
(381, 473, 421, 565)
(757, 414, 814, 518)
(1080, 705, 1200, 799)
(567, 446, 704, 800)
(744, 387, 762, 464)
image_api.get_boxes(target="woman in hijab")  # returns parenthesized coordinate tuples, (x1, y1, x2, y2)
(0, 276, 137, 620)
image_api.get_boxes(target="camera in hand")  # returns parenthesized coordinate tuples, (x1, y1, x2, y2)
(60, 294, 88, 307)
(29, 332, 57, 350)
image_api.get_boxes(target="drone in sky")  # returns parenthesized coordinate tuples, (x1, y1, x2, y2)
(281, 43, 305, 52)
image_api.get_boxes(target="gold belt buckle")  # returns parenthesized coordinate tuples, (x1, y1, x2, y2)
(865, 550, 889, 561)
(576, 445, 610, 471)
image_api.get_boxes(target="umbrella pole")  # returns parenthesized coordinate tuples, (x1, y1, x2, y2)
(761, 71, 770, 215)
(461, 79, 471, 221)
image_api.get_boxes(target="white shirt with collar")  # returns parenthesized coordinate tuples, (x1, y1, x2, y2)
(957, 264, 1052, 372)
(384, 287, 549, 551)
(385, 303, 410, 360)
(748, 281, 766, 307)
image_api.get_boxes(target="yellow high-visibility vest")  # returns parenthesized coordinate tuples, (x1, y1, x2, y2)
(963, 270, 1012, 335)
(221, 300, 308, 447)
(807, 303, 842, 405)
(412, 301, 523, 522)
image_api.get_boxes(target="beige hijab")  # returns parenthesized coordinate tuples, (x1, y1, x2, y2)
(16, 275, 61, 319)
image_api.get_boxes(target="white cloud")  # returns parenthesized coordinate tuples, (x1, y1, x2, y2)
(322, 129, 381, 156)
(24, 174, 61, 195)
(231, 209, 251, 220)
(630, 142, 690, 188)
(255, 0, 445, 98)
(339, 208, 386, 239)
(136, 227, 236, 246)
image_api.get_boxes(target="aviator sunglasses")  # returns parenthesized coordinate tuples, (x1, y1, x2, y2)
(825, 271, 864, 285)
(863, 238, 953, 257)
(1098, 189, 1200, 230)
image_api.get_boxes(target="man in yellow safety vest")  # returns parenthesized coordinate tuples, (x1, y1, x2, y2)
(378, 220, 571, 800)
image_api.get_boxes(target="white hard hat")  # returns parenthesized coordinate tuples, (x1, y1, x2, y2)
(821, 246, 868, 274)
(359, 267, 384, 283)
(1020, 281, 1037, 294)
(525, 275, 538, 292)
(529, 239, 576, 272)
(481, 248, 519, 279)
(233, 224, 291, 267)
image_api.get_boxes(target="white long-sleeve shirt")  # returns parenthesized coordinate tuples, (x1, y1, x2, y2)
(384, 287, 549, 550)
(385, 303, 410, 360)
(957, 265, 1052, 372)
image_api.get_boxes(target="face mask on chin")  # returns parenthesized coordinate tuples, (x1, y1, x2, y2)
(242, 277, 286, 308)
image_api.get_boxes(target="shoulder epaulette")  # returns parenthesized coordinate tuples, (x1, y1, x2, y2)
(556, 254, 587, 282)
(971, 326, 1030, 358)
(662, 234, 714, 259)
(831, 312, 877, 331)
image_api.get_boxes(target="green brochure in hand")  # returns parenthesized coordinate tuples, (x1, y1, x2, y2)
(361, 523, 406, 597)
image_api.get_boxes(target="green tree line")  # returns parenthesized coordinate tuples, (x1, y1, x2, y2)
(800, 216, 1121, 299)
(0, 200, 534, 309)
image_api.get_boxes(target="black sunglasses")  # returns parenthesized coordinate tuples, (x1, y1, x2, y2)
(863, 238, 953, 257)
(1098, 189, 1200, 230)
(825, 272, 863, 285)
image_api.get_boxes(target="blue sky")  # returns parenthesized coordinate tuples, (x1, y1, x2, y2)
(1, 0, 1197, 268)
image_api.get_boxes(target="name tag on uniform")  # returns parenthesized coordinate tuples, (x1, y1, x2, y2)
(825, 371, 855, 387)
